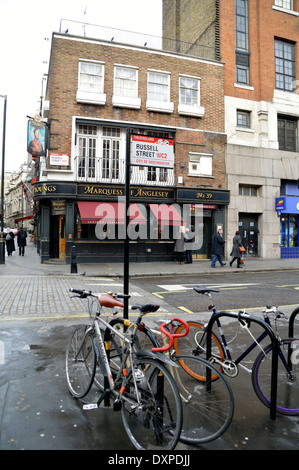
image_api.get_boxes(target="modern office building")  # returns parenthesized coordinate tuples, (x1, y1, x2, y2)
(163, 0, 299, 258)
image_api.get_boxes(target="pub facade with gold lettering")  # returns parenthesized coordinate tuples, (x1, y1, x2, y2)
(34, 30, 229, 264)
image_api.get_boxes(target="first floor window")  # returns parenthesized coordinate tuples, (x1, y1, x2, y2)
(78, 125, 97, 178)
(114, 66, 138, 97)
(102, 127, 121, 180)
(278, 116, 297, 152)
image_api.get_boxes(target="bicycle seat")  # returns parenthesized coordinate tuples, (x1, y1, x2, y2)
(99, 294, 124, 308)
(194, 286, 219, 295)
(131, 304, 160, 313)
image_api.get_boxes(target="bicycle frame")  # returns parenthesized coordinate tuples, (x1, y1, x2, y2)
(198, 293, 292, 379)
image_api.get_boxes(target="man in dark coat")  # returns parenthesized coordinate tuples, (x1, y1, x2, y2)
(211, 228, 226, 267)
(17, 226, 27, 256)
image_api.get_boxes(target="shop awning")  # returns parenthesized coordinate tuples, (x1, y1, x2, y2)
(149, 204, 183, 226)
(77, 201, 146, 225)
(14, 215, 34, 223)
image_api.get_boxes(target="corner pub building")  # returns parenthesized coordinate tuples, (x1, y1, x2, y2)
(34, 30, 229, 264)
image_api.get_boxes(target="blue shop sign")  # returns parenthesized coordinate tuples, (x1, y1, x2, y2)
(275, 197, 299, 214)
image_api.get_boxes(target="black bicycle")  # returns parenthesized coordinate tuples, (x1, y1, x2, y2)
(173, 286, 299, 416)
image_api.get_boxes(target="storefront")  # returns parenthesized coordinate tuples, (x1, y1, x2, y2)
(33, 181, 230, 264)
(275, 181, 299, 258)
(276, 195, 299, 258)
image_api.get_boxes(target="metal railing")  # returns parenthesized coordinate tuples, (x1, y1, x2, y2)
(59, 19, 216, 61)
(40, 156, 174, 187)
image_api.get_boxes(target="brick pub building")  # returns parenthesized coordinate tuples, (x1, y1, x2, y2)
(34, 27, 228, 264)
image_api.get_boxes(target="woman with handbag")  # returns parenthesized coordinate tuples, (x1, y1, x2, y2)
(230, 230, 245, 268)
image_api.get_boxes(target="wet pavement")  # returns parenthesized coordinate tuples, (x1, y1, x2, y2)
(0, 244, 299, 452)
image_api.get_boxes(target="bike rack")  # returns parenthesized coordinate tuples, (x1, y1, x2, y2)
(288, 306, 299, 338)
(205, 311, 279, 421)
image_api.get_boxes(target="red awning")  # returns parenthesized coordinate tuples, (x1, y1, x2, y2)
(14, 215, 34, 223)
(149, 204, 183, 226)
(77, 201, 146, 225)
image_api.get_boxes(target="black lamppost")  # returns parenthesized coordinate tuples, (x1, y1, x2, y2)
(0, 94, 7, 264)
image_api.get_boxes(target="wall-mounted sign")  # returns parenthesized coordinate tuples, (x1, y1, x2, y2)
(131, 135, 174, 168)
(27, 117, 46, 157)
(51, 200, 66, 215)
(50, 153, 69, 166)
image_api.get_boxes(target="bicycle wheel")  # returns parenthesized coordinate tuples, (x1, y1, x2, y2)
(174, 354, 234, 444)
(173, 321, 225, 381)
(121, 357, 183, 450)
(252, 338, 299, 415)
(65, 324, 96, 398)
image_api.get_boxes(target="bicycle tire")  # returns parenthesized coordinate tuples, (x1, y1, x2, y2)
(173, 321, 225, 381)
(132, 321, 234, 444)
(121, 357, 183, 450)
(65, 324, 96, 398)
(174, 354, 234, 444)
(252, 337, 299, 415)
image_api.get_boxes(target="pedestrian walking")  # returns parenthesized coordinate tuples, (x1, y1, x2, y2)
(211, 228, 226, 267)
(174, 226, 188, 264)
(230, 230, 244, 268)
(17, 226, 27, 256)
(185, 226, 195, 264)
(4, 228, 16, 256)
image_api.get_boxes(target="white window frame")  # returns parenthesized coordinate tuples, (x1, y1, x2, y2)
(272, 0, 298, 15)
(188, 153, 213, 177)
(112, 64, 141, 109)
(146, 69, 174, 113)
(76, 60, 106, 105)
(178, 74, 204, 117)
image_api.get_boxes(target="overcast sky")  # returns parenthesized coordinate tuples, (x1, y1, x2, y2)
(0, 0, 162, 172)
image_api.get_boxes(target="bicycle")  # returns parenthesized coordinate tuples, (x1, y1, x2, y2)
(107, 311, 234, 445)
(173, 285, 299, 416)
(65, 288, 183, 451)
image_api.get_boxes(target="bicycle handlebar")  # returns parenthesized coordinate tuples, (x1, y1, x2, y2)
(152, 317, 190, 352)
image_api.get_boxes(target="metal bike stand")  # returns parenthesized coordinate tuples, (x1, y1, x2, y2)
(205, 311, 279, 421)
(288, 306, 299, 338)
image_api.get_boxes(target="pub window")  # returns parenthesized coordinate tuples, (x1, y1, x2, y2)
(114, 66, 138, 98)
(274, 0, 293, 10)
(78, 61, 104, 94)
(78, 125, 97, 179)
(102, 127, 121, 180)
(179, 76, 200, 106)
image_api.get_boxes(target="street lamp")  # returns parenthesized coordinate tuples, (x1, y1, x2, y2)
(0, 94, 7, 264)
